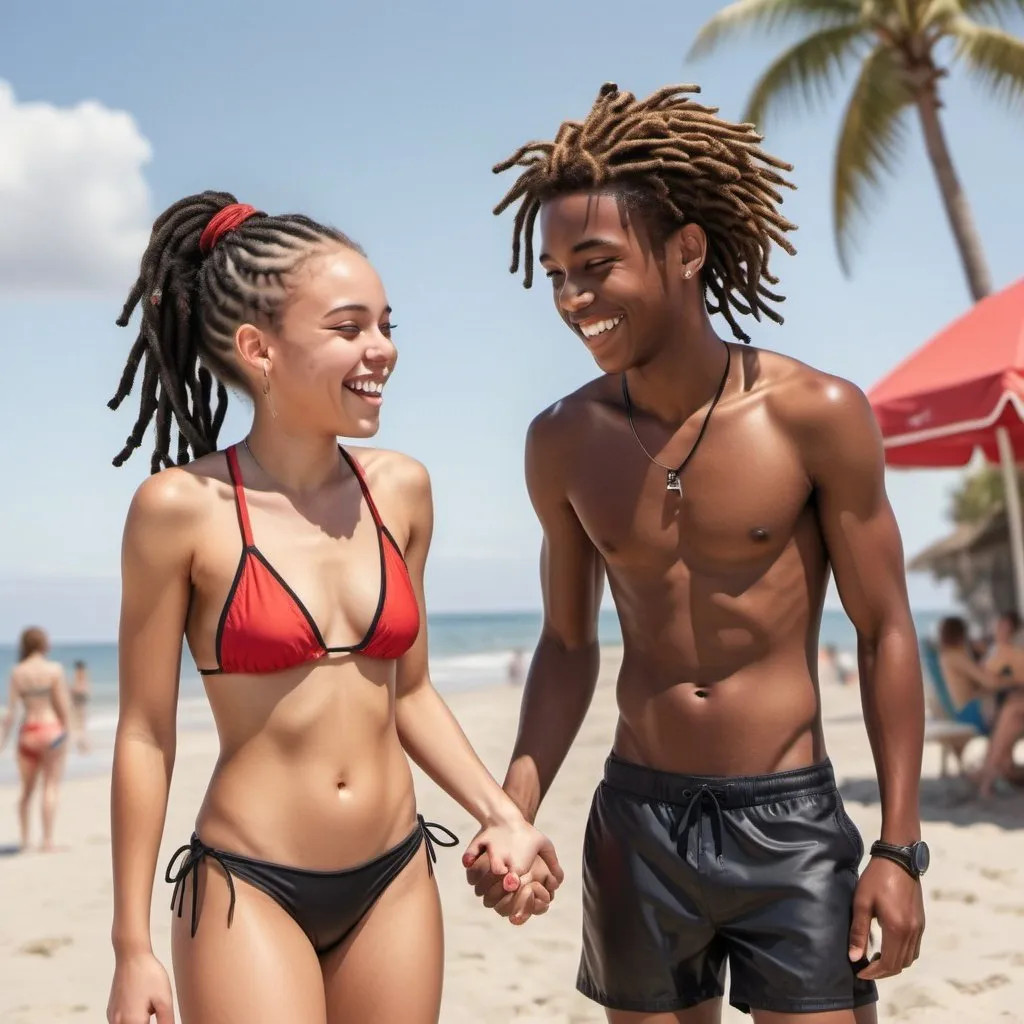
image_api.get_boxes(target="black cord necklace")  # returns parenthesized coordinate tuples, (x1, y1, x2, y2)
(621, 340, 731, 495)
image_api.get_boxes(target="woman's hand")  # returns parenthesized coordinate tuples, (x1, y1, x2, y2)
(107, 951, 175, 1024)
(466, 850, 558, 924)
(461, 815, 563, 893)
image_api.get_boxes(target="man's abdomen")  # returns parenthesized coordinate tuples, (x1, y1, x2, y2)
(612, 650, 827, 776)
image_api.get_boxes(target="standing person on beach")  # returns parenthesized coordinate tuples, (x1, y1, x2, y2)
(508, 648, 526, 687)
(70, 660, 91, 753)
(0, 627, 70, 852)
(105, 193, 561, 1024)
(467, 83, 928, 1023)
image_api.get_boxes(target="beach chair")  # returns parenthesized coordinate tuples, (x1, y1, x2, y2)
(920, 642, 983, 778)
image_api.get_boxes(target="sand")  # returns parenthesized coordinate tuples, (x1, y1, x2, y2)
(2, 647, 1024, 1023)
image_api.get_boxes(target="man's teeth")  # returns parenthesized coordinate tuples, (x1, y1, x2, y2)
(346, 380, 384, 395)
(580, 316, 623, 339)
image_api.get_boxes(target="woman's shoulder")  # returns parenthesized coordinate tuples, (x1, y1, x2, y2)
(344, 446, 430, 498)
(125, 450, 232, 532)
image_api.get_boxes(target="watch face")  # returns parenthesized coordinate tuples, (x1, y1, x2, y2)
(912, 841, 930, 874)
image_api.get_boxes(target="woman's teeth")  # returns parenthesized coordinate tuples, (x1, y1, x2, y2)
(345, 380, 384, 395)
(580, 316, 623, 339)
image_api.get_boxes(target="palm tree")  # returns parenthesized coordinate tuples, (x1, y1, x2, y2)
(949, 463, 1023, 523)
(688, 1, 1024, 301)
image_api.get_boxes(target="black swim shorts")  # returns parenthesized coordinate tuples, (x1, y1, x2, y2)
(576, 754, 879, 1016)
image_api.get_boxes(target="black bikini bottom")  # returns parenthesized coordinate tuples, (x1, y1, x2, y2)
(166, 814, 458, 955)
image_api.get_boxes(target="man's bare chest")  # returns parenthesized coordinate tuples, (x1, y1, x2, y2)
(567, 413, 816, 573)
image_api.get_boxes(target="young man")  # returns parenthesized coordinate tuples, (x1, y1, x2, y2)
(466, 83, 928, 1023)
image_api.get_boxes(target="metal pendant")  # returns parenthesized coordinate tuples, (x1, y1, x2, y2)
(666, 470, 682, 495)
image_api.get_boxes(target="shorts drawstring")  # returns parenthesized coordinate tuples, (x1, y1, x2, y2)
(680, 784, 727, 864)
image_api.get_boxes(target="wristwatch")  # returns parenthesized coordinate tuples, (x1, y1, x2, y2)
(869, 839, 930, 879)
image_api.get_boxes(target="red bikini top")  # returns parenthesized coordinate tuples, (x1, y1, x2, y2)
(199, 444, 420, 676)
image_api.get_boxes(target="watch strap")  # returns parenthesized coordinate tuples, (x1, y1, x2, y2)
(870, 840, 918, 877)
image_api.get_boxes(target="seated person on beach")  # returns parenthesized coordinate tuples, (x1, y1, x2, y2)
(105, 193, 561, 1024)
(938, 615, 1024, 798)
(467, 82, 927, 1023)
(0, 626, 71, 852)
(937, 616, 1023, 727)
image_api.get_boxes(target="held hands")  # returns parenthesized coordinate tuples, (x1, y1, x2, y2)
(466, 851, 558, 925)
(461, 816, 563, 924)
(107, 951, 175, 1024)
(848, 856, 925, 981)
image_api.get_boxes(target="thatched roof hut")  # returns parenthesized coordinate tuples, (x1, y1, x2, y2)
(909, 508, 1016, 624)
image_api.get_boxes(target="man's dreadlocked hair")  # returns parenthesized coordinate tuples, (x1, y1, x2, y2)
(109, 191, 361, 473)
(492, 83, 798, 343)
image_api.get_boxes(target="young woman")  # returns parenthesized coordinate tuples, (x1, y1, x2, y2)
(0, 626, 70, 851)
(986, 610, 1024, 678)
(105, 193, 561, 1024)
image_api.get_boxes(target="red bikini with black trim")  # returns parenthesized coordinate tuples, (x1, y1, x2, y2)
(199, 444, 420, 676)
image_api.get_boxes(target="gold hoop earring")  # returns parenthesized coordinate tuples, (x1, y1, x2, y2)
(262, 359, 278, 419)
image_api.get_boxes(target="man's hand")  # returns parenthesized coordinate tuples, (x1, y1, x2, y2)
(849, 856, 925, 980)
(465, 851, 558, 925)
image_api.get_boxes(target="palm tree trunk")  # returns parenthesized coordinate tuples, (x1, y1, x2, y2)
(914, 88, 993, 301)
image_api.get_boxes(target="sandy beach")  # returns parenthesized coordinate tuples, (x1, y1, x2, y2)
(2, 647, 1024, 1023)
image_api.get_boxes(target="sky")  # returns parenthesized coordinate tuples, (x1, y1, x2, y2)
(1, 0, 1022, 640)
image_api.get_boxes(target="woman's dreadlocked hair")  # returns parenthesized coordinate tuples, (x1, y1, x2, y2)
(492, 83, 798, 343)
(109, 190, 361, 473)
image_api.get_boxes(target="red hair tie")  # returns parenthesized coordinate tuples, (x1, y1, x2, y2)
(199, 203, 259, 254)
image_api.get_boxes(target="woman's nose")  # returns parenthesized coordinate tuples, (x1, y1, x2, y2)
(365, 332, 396, 363)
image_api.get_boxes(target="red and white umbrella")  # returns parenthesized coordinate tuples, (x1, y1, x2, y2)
(868, 277, 1024, 611)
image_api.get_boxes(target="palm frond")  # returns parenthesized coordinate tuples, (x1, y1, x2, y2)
(688, 0, 861, 60)
(956, 0, 1024, 27)
(743, 24, 871, 129)
(919, 0, 968, 32)
(833, 44, 915, 274)
(950, 19, 1024, 108)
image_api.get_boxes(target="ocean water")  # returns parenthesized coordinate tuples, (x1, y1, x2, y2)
(0, 608, 945, 784)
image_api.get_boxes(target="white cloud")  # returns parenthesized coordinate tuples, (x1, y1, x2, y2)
(0, 81, 152, 295)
